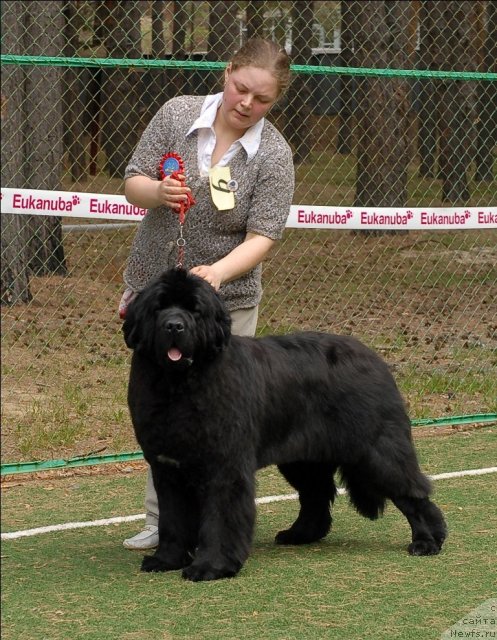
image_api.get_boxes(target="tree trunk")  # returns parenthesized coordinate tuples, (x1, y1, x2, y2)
(420, 1, 478, 203)
(417, 1, 438, 178)
(337, 0, 354, 155)
(475, 0, 496, 182)
(440, 1, 478, 202)
(62, 0, 87, 183)
(284, 0, 314, 164)
(1, 1, 32, 304)
(100, 0, 143, 178)
(148, 1, 168, 110)
(171, 1, 188, 96)
(352, 2, 414, 218)
(23, 0, 67, 275)
(246, 1, 265, 39)
(207, 1, 240, 61)
(206, 0, 239, 92)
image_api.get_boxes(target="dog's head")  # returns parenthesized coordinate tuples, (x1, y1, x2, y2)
(123, 268, 232, 368)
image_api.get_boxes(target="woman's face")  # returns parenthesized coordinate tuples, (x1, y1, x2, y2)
(220, 64, 279, 132)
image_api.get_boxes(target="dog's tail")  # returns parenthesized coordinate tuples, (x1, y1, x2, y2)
(339, 465, 387, 520)
(339, 449, 433, 521)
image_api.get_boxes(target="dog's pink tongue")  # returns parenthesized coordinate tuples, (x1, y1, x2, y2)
(168, 347, 182, 362)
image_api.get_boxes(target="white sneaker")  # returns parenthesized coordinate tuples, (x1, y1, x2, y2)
(123, 524, 159, 550)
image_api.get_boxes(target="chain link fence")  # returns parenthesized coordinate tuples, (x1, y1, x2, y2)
(1, 1, 496, 465)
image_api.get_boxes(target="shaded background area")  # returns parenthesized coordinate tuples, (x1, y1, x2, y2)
(1, 1, 496, 462)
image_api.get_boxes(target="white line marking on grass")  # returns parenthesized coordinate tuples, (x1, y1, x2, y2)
(257, 488, 347, 506)
(1, 513, 146, 540)
(2, 466, 496, 541)
(428, 467, 497, 481)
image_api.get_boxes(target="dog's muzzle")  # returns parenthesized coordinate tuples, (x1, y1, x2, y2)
(159, 310, 193, 366)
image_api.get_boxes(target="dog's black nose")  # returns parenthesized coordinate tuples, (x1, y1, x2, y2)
(166, 320, 184, 333)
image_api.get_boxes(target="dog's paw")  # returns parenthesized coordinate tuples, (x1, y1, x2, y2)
(275, 526, 328, 545)
(182, 561, 240, 582)
(141, 555, 185, 573)
(275, 528, 301, 545)
(408, 539, 443, 556)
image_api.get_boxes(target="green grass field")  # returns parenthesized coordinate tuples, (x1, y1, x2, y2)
(2, 426, 496, 640)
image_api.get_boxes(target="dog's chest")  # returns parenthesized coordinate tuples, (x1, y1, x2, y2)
(131, 392, 216, 463)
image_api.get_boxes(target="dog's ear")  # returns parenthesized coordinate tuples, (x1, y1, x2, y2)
(212, 298, 232, 351)
(122, 286, 159, 351)
(193, 278, 232, 356)
(122, 299, 140, 349)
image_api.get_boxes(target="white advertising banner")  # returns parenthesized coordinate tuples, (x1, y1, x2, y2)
(1, 188, 496, 229)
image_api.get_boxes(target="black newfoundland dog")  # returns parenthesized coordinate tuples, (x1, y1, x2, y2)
(123, 268, 446, 581)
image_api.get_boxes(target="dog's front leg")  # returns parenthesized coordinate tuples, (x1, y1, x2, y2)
(182, 469, 256, 582)
(141, 465, 199, 573)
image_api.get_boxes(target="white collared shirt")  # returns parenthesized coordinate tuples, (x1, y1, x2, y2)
(186, 93, 264, 177)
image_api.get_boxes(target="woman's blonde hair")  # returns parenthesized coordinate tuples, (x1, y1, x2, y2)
(230, 38, 291, 97)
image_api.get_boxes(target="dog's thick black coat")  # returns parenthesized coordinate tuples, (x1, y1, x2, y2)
(124, 268, 447, 581)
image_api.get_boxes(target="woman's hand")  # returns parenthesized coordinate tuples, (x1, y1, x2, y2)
(190, 265, 223, 291)
(157, 174, 192, 211)
(125, 175, 191, 211)
(190, 233, 275, 291)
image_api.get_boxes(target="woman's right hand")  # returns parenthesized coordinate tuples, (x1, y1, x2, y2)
(124, 175, 191, 211)
(157, 174, 192, 211)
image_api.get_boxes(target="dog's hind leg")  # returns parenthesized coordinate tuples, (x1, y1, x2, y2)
(380, 451, 447, 555)
(341, 448, 447, 556)
(275, 462, 337, 545)
(391, 495, 447, 556)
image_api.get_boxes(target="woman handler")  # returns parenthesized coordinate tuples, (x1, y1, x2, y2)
(121, 38, 294, 550)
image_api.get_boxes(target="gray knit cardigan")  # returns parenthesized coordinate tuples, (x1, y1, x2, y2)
(123, 95, 294, 311)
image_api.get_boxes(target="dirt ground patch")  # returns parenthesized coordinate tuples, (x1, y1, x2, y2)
(2, 227, 496, 464)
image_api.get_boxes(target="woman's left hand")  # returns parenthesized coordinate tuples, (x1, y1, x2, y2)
(190, 265, 222, 291)
(190, 233, 275, 292)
